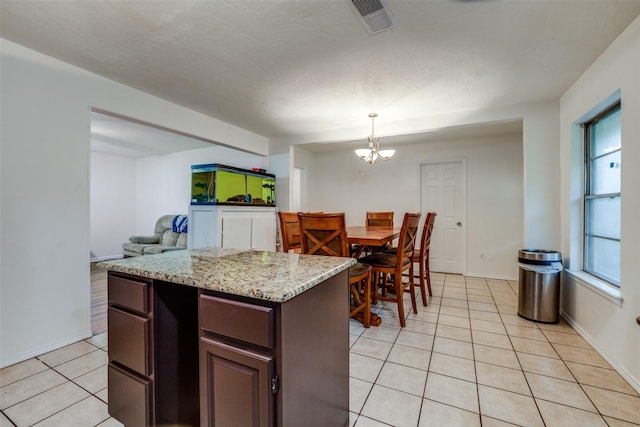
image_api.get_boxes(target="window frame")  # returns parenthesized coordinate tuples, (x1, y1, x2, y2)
(582, 101, 621, 287)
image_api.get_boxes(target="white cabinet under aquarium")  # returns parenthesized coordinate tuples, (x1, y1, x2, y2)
(188, 164, 277, 251)
(188, 205, 276, 251)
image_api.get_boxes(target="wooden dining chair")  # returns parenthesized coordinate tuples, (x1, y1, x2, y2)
(352, 211, 395, 257)
(384, 212, 437, 306)
(298, 213, 374, 327)
(359, 212, 421, 327)
(278, 211, 302, 253)
(414, 212, 437, 305)
(366, 211, 394, 227)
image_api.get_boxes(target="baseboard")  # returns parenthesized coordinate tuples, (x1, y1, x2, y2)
(90, 254, 124, 263)
(561, 310, 640, 394)
(0, 330, 93, 369)
(465, 271, 518, 281)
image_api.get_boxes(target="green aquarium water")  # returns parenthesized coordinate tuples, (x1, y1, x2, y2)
(191, 164, 275, 206)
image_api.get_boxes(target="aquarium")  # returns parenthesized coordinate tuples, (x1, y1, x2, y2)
(191, 163, 276, 206)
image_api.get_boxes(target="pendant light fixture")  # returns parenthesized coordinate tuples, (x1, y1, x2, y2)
(355, 113, 395, 164)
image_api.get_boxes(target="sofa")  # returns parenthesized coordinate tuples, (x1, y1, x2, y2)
(123, 215, 188, 257)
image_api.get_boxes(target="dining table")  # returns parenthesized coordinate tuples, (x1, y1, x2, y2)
(347, 226, 401, 258)
(346, 225, 401, 327)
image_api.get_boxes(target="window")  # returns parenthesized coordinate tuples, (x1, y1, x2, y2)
(583, 102, 621, 287)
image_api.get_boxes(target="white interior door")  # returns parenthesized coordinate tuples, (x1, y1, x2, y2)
(420, 161, 466, 274)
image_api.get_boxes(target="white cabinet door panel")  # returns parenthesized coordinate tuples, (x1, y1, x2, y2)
(251, 216, 277, 251)
(221, 217, 252, 250)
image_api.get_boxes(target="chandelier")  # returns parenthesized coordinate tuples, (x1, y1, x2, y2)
(354, 113, 395, 164)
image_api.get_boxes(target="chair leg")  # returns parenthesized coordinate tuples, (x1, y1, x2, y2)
(395, 277, 406, 328)
(362, 271, 371, 328)
(381, 274, 389, 298)
(418, 257, 428, 306)
(371, 272, 379, 305)
(408, 264, 418, 315)
(425, 250, 433, 296)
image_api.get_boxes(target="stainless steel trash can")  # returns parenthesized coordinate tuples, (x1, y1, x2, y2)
(517, 249, 563, 323)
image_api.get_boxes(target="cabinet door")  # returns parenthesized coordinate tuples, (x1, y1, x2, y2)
(221, 217, 252, 249)
(251, 216, 277, 251)
(190, 207, 218, 249)
(200, 338, 275, 427)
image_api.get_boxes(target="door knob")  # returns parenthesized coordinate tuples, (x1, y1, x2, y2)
(457, 222, 462, 227)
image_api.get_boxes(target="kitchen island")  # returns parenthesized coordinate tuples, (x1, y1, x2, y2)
(99, 248, 355, 427)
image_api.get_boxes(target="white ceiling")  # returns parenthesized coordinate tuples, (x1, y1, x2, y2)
(2, 0, 639, 155)
(90, 110, 215, 158)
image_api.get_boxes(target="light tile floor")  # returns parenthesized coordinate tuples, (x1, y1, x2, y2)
(1, 273, 639, 426)
(0, 333, 120, 427)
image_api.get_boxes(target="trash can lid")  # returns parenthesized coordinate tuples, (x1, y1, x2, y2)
(518, 249, 562, 262)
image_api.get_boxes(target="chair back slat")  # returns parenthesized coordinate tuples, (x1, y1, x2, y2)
(420, 212, 437, 257)
(366, 211, 394, 227)
(298, 213, 349, 258)
(396, 213, 421, 265)
(278, 211, 301, 252)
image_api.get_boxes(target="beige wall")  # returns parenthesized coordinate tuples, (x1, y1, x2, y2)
(0, 39, 268, 367)
(560, 16, 640, 391)
(305, 133, 524, 280)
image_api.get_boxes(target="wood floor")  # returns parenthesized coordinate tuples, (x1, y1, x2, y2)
(90, 262, 107, 335)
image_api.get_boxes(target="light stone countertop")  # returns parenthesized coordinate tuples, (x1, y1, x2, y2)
(97, 248, 355, 302)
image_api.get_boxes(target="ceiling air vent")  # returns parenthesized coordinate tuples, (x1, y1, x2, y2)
(349, 0, 395, 35)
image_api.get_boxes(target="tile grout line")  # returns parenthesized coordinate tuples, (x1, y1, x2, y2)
(415, 282, 442, 427)
(355, 285, 434, 425)
(1, 345, 110, 426)
(466, 276, 483, 427)
(490, 278, 548, 427)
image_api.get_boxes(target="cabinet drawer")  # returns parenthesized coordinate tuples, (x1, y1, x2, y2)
(108, 275, 150, 314)
(108, 363, 152, 427)
(108, 307, 151, 375)
(200, 294, 274, 349)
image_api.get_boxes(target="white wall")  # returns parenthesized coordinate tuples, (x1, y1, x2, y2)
(0, 34, 565, 368)
(292, 145, 316, 212)
(0, 39, 269, 367)
(90, 145, 267, 259)
(560, 16, 640, 391)
(280, 99, 560, 254)
(90, 152, 137, 261)
(270, 153, 290, 213)
(307, 134, 523, 279)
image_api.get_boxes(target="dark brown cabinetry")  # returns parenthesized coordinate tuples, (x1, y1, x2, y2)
(199, 295, 277, 426)
(107, 273, 199, 427)
(198, 270, 349, 427)
(107, 274, 154, 427)
(200, 337, 275, 426)
(107, 268, 349, 427)
(107, 363, 152, 427)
